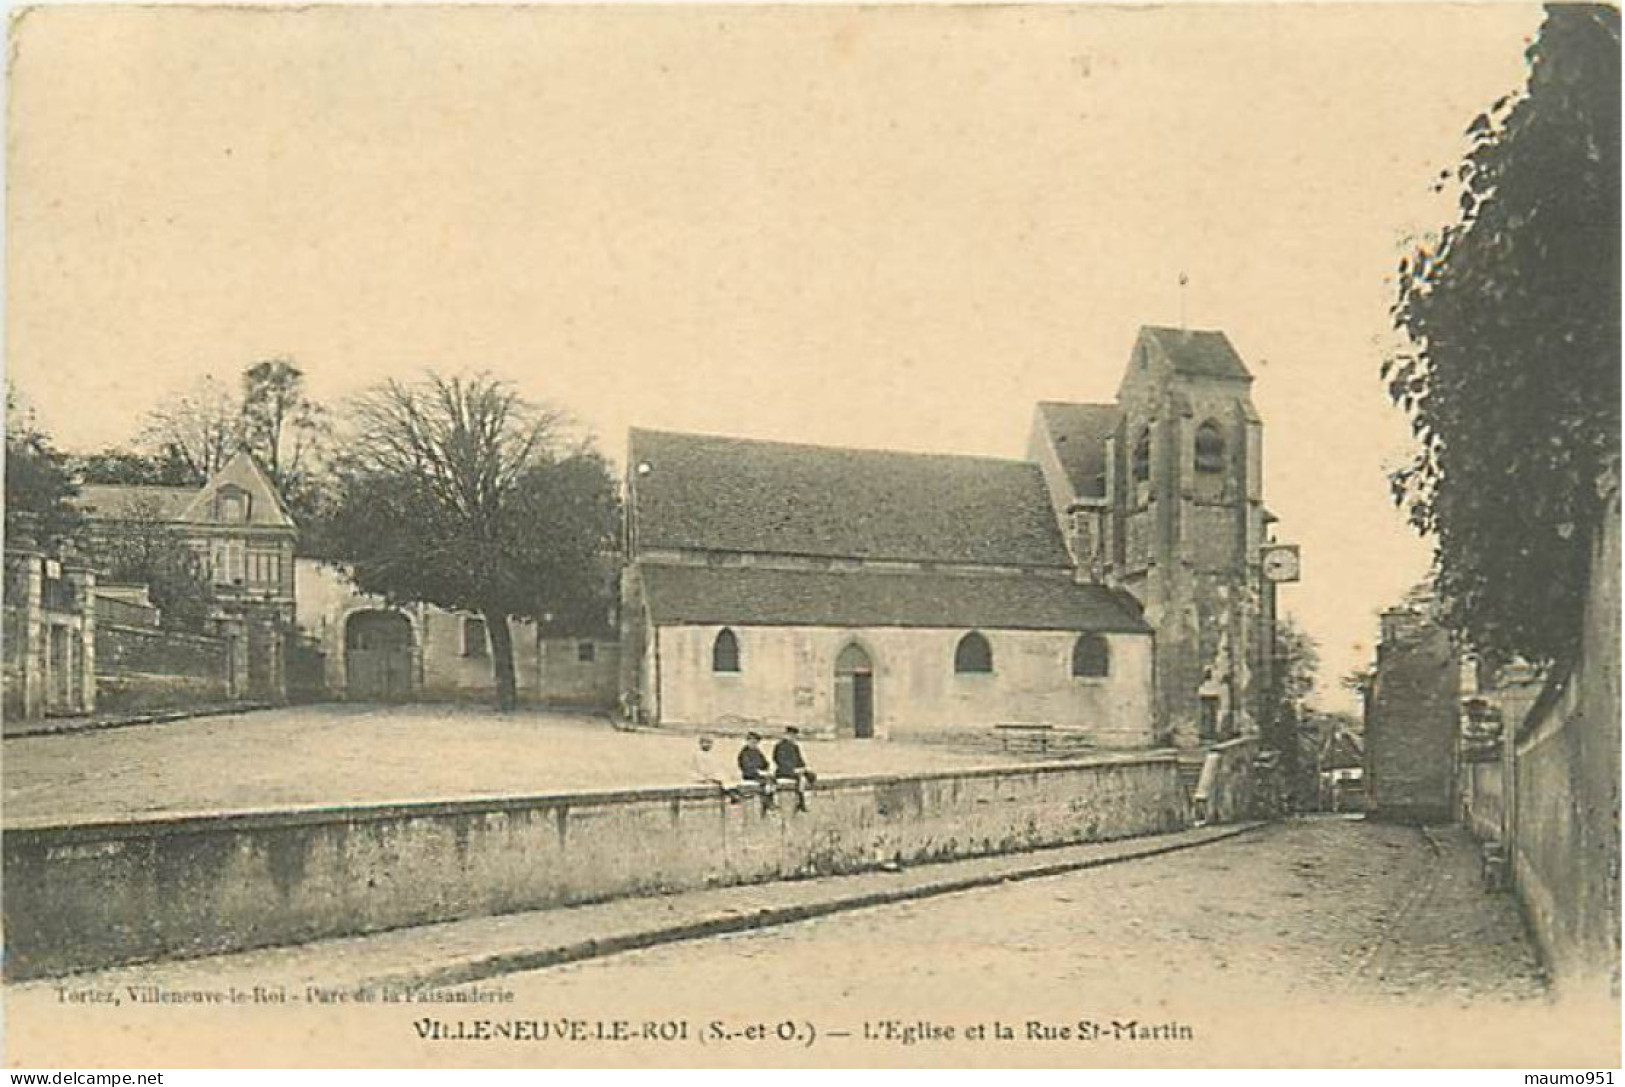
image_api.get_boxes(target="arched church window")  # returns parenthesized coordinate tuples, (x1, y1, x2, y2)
(1132, 427, 1152, 484)
(954, 632, 993, 674)
(712, 628, 741, 673)
(1195, 420, 1227, 474)
(1072, 634, 1110, 678)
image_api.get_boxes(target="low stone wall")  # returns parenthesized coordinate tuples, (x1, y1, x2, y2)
(1513, 668, 1620, 1001)
(5, 553, 97, 719)
(1507, 489, 1620, 1001)
(1460, 757, 1505, 844)
(3, 753, 1187, 979)
(3, 601, 30, 719)
(94, 623, 231, 714)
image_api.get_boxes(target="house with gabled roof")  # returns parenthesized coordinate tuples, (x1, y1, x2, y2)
(79, 450, 298, 619)
(621, 429, 1156, 744)
(78, 450, 298, 702)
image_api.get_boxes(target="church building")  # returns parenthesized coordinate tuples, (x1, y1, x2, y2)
(619, 430, 1156, 743)
(1028, 326, 1281, 748)
(620, 325, 1284, 748)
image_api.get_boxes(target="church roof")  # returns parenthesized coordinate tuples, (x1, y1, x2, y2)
(1142, 326, 1252, 381)
(640, 564, 1152, 634)
(629, 429, 1071, 568)
(1034, 402, 1121, 500)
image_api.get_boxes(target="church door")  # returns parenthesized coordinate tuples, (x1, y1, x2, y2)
(852, 673, 874, 739)
(835, 642, 875, 739)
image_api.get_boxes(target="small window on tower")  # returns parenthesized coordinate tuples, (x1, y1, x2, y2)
(1132, 427, 1152, 484)
(1131, 426, 1154, 510)
(1199, 696, 1221, 742)
(1195, 420, 1227, 474)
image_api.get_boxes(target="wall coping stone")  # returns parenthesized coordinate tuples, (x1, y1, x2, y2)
(98, 622, 228, 649)
(4, 749, 1181, 839)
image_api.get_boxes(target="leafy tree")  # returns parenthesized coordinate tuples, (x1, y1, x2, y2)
(1296, 710, 1365, 810)
(1265, 616, 1321, 805)
(241, 359, 334, 551)
(1340, 665, 1377, 701)
(90, 495, 216, 632)
(1386, 5, 1620, 665)
(326, 373, 620, 710)
(135, 361, 337, 549)
(74, 447, 200, 487)
(139, 375, 244, 482)
(241, 358, 329, 497)
(1273, 615, 1320, 710)
(4, 386, 82, 551)
(1316, 709, 1365, 741)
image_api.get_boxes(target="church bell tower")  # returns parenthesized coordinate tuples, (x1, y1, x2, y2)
(1109, 326, 1268, 748)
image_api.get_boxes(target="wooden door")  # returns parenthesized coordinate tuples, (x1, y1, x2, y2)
(345, 611, 414, 701)
(834, 642, 875, 739)
(853, 672, 874, 739)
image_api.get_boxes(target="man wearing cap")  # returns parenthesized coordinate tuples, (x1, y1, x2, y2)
(772, 726, 817, 812)
(737, 732, 777, 810)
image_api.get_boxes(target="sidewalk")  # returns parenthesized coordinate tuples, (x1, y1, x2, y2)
(3, 701, 275, 739)
(10, 821, 1262, 996)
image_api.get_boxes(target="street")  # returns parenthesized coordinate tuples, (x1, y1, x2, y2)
(507, 817, 1545, 1009)
(462, 817, 1572, 1065)
(11, 815, 1600, 1069)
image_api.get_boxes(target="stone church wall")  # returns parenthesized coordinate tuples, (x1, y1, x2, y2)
(652, 623, 1154, 745)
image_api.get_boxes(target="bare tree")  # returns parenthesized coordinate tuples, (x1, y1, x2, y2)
(138, 375, 243, 483)
(328, 372, 619, 710)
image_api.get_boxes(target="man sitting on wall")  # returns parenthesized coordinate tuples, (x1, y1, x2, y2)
(737, 732, 777, 811)
(690, 734, 740, 802)
(772, 726, 817, 813)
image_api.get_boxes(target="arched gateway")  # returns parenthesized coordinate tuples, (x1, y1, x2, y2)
(344, 610, 415, 701)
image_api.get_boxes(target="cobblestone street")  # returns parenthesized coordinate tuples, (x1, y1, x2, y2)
(466, 817, 1577, 1065)
(511, 817, 1547, 1010)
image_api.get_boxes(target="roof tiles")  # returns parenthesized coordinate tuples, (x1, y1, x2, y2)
(641, 563, 1151, 634)
(630, 429, 1070, 568)
(1142, 326, 1252, 381)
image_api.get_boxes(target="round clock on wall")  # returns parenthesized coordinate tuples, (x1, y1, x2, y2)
(1261, 544, 1301, 583)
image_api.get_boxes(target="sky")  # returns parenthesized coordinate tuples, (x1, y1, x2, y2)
(7, 4, 1543, 712)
